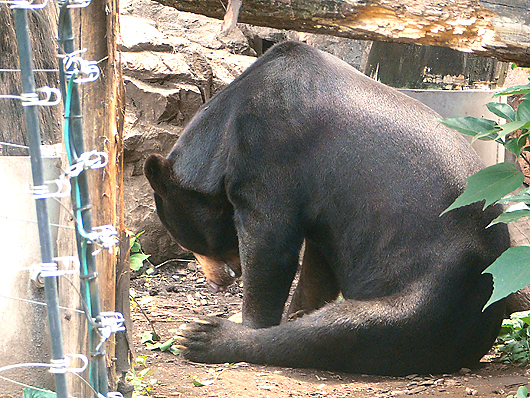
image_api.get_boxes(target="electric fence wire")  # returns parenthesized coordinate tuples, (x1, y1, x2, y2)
(0, 293, 85, 314)
(0, 372, 100, 398)
(0, 214, 76, 229)
(0, 142, 30, 149)
(0, 356, 97, 398)
(0, 0, 124, 396)
(0, 69, 59, 73)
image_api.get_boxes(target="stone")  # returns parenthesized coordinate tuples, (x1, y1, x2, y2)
(124, 77, 203, 127)
(123, 127, 184, 263)
(120, 0, 254, 55)
(118, 15, 173, 52)
(121, 51, 195, 84)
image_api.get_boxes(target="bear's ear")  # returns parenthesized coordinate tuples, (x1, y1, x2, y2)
(144, 154, 174, 196)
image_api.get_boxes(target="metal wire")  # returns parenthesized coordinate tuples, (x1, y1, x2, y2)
(0, 214, 76, 230)
(0, 376, 73, 398)
(0, 142, 30, 149)
(0, 0, 48, 9)
(0, 354, 88, 374)
(0, 68, 59, 73)
(0, 293, 85, 314)
(0, 372, 106, 398)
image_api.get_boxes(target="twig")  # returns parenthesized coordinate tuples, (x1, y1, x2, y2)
(130, 294, 158, 336)
(521, 151, 530, 170)
(154, 257, 195, 269)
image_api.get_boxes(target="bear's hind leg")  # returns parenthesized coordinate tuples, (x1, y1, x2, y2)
(286, 240, 340, 321)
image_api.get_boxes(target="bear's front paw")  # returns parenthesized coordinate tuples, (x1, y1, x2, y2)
(176, 316, 246, 364)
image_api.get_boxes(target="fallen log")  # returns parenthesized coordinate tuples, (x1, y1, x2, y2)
(153, 0, 530, 66)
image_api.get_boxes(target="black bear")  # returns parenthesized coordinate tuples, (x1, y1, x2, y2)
(144, 41, 510, 376)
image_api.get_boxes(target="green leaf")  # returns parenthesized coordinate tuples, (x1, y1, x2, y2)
(159, 337, 175, 351)
(145, 342, 161, 350)
(437, 117, 499, 140)
(441, 162, 525, 215)
(505, 137, 524, 156)
(487, 102, 515, 122)
(138, 367, 153, 378)
(498, 120, 530, 139)
(130, 238, 141, 254)
(516, 99, 530, 122)
(130, 231, 146, 253)
(516, 386, 528, 398)
(23, 388, 57, 398)
(472, 129, 501, 142)
(130, 253, 150, 271)
(494, 84, 530, 97)
(488, 209, 530, 227)
(146, 338, 175, 351)
(135, 355, 149, 367)
(505, 132, 530, 157)
(483, 246, 530, 309)
(499, 187, 530, 204)
(141, 331, 159, 344)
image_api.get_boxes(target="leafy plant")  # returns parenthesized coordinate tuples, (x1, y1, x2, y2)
(126, 356, 158, 397)
(496, 310, 530, 365)
(508, 385, 529, 398)
(438, 77, 530, 308)
(141, 330, 160, 344)
(130, 231, 151, 272)
(141, 330, 180, 355)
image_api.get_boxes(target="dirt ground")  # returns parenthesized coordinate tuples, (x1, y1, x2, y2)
(129, 260, 530, 398)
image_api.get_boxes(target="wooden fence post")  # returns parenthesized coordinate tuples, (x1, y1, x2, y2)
(77, 0, 126, 389)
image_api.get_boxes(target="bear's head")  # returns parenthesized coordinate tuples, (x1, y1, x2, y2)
(144, 154, 241, 291)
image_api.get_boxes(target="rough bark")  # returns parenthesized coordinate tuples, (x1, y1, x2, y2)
(153, 0, 530, 66)
(0, 4, 63, 155)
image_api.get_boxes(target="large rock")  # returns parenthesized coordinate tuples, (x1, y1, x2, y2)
(124, 77, 203, 126)
(120, 0, 255, 56)
(118, 15, 174, 52)
(123, 124, 183, 263)
(121, 51, 194, 83)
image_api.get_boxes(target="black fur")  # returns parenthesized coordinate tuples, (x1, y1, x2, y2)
(144, 41, 509, 376)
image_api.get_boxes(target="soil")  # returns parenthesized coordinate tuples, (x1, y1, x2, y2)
(130, 260, 530, 398)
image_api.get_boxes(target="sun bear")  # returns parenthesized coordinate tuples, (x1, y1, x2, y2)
(144, 41, 510, 376)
